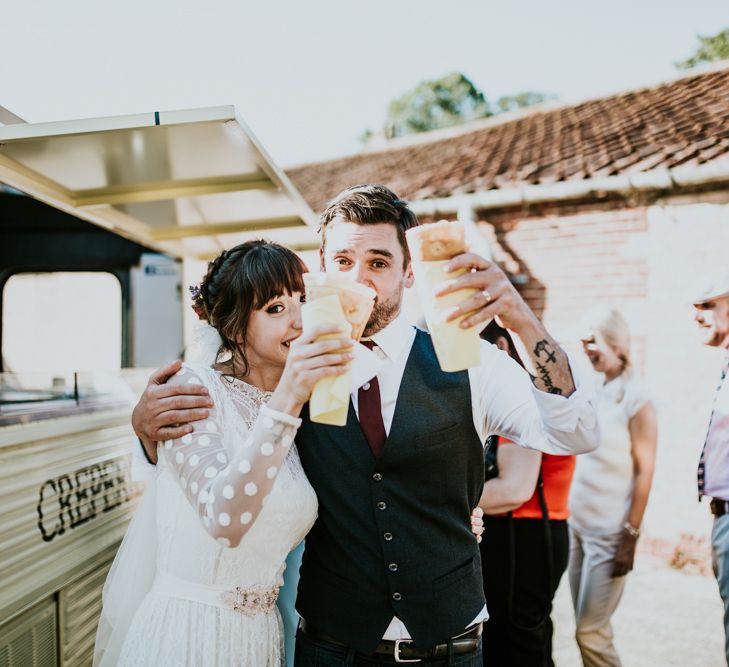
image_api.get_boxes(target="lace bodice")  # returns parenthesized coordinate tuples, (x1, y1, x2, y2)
(217, 374, 273, 430)
(154, 363, 317, 587)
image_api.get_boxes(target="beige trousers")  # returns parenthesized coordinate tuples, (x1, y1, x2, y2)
(568, 524, 627, 667)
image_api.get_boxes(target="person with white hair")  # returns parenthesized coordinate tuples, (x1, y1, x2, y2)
(693, 269, 729, 666)
(568, 305, 658, 667)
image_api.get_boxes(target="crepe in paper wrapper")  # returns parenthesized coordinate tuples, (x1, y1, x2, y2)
(301, 275, 375, 426)
(406, 220, 482, 372)
(303, 272, 376, 341)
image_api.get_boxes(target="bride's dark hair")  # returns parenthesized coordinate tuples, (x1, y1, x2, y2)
(194, 240, 307, 377)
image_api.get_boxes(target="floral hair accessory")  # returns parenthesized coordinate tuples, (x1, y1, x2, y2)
(189, 284, 207, 320)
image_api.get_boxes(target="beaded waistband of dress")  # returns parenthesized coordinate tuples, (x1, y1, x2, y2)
(152, 570, 280, 616)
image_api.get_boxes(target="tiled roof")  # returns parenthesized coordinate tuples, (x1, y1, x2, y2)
(287, 64, 729, 212)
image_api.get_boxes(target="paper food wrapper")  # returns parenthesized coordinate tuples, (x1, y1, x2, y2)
(302, 274, 377, 425)
(301, 295, 351, 426)
(300, 286, 383, 427)
(406, 220, 481, 372)
(303, 272, 375, 341)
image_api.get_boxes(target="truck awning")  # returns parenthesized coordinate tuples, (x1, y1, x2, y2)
(0, 106, 318, 257)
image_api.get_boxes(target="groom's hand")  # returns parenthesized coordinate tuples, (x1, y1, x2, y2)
(437, 252, 576, 397)
(132, 360, 214, 463)
(436, 252, 534, 333)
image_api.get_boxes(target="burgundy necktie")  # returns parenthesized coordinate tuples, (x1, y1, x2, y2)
(358, 341, 387, 458)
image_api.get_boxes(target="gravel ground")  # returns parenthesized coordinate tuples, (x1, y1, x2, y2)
(550, 553, 725, 666)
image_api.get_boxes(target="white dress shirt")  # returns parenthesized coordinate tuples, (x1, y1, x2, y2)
(357, 311, 597, 454)
(357, 311, 598, 639)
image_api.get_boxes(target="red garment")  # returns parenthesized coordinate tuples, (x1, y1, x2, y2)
(498, 437, 576, 520)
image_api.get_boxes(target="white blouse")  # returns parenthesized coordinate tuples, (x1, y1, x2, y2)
(569, 372, 650, 536)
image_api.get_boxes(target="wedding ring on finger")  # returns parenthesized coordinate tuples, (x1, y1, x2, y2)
(481, 290, 492, 305)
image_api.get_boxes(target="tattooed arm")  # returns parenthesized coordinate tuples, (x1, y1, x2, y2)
(474, 340, 598, 455)
(437, 253, 575, 397)
(440, 253, 597, 453)
(512, 323, 576, 397)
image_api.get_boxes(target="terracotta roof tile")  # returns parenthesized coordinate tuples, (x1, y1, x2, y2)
(287, 64, 729, 211)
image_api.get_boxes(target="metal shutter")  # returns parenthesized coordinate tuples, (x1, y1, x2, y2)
(59, 554, 115, 666)
(0, 597, 57, 667)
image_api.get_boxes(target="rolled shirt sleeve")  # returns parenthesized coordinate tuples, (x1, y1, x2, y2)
(470, 342, 599, 455)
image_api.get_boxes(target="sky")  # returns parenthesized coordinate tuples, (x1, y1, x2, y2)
(0, 0, 727, 168)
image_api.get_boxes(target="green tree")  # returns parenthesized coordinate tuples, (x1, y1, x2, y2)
(494, 91, 557, 114)
(385, 72, 491, 138)
(676, 28, 729, 69)
(374, 72, 557, 142)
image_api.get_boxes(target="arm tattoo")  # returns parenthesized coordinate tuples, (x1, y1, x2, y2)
(534, 339, 557, 363)
(534, 362, 563, 395)
(532, 339, 563, 395)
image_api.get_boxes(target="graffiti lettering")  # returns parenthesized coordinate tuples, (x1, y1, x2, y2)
(37, 459, 130, 542)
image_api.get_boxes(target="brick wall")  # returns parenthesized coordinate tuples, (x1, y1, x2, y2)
(483, 205, 650, 331)
(477, 198, 729, 570)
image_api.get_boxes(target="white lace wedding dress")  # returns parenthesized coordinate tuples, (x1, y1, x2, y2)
(108, 363, 318, 667)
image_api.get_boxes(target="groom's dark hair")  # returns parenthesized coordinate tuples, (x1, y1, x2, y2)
(318, 184, 419, 267)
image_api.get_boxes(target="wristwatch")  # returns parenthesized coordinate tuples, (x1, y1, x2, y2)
(622, 522, 640, 538)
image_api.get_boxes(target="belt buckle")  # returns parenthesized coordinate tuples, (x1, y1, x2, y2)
(394, 638, 421, 663)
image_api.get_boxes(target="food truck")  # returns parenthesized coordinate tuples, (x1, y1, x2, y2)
(0, 106, 317, 665)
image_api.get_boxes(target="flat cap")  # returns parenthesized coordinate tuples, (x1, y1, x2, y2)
(692, 268, 729, 305)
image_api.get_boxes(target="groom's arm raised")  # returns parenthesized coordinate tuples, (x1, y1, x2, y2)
(437, 253, 574, 396)
(436, 252, 598, 456)
(132, 360, 213, 465)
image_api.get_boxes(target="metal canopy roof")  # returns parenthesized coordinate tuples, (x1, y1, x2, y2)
(0, 106, 319, 257)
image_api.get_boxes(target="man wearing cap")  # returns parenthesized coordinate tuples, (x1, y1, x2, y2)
(694, 271, 729, 664)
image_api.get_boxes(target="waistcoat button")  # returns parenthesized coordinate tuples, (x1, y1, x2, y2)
(389, 562, 398, 572)
(377, 501, 387, 510)
(383, 532, 393, 541)
(372, 473, 382, 481)
(392, 592, 402, 601)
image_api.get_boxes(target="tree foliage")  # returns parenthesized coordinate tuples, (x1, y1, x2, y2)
(385, 72, 491, 138)
(494, 91, 557, 114)
(676, 28, 729, 69)
(375, 72, 555, 141)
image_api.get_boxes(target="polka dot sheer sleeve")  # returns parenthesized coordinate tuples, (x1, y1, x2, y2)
(160, 368, 301, 548)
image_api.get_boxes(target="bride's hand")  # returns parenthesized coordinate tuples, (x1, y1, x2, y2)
(269, 325, 354, 415)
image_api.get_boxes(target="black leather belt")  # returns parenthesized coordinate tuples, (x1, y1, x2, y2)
(298, 619, 482, 663)
(711, 498, 729, 517)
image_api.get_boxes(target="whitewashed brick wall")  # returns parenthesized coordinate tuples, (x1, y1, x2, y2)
(481, 198, 729, 570)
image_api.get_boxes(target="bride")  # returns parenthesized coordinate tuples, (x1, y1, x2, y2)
(94, 240, 353, 666)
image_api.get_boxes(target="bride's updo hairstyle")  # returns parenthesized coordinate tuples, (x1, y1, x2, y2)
(192, 239, 307, 376)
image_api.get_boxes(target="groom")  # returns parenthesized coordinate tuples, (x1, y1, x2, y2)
(133, 184, 598, 663)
